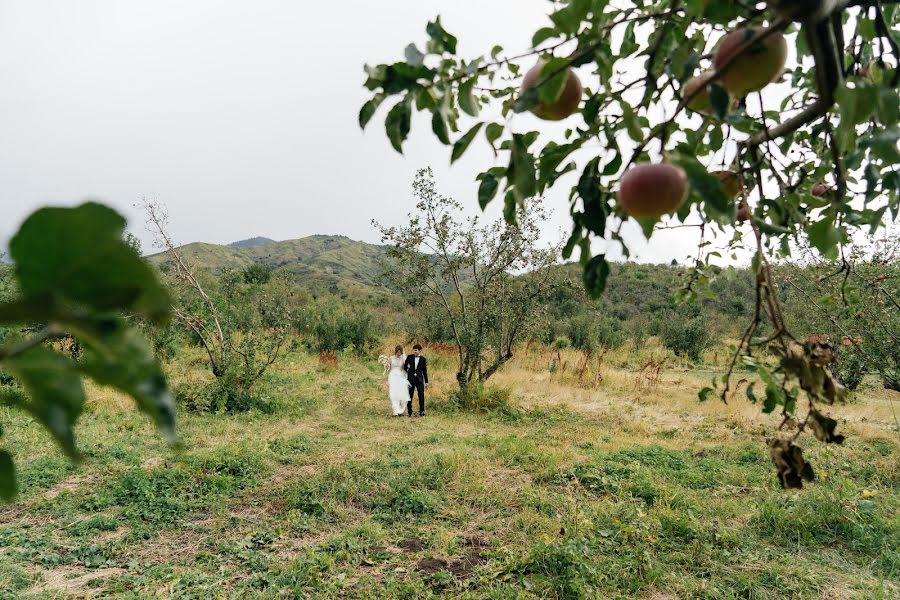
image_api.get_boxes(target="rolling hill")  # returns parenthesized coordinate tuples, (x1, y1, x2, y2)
(229, 236, 276, 248)
(149, 234, 390, 293)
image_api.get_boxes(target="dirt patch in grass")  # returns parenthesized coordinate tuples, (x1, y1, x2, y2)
(31, 566, 125, 597)
(447, 535, 490, 578)
(124, 527, 205, 565)
(416, 557, 448, 574)
(44, 472, 100, 500)
(398, 538, 425, 552)
(447, 547, 486, 578)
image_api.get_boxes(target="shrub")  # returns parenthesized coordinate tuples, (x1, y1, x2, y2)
(175, 375, 276, 414)
(450, 381, 511, 411)
(834, 345, 866, 391)
(553, 336, 571, 349)
(595, 315, 626, 349)
(307, 305, 379, 354)
(658, 312, 711, 362)
(567, 314, 626, 351)
(625, 316, 650, 351)
(567, 315, 596, 350)
(241, 263, 273, 285)
(139, 320, 184, 360)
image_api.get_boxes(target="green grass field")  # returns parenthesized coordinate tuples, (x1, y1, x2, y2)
(1, 345, 898, 599)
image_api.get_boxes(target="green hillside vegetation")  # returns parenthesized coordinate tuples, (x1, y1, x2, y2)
(147, 234, 898, 386)
(144, 234, 777, 369)
(150, 235, 391, 296)
(229, 236, 277, 248)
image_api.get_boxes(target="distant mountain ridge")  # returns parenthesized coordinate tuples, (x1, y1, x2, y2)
(229, 236, 276, 248)
(149, 234, 389, 293)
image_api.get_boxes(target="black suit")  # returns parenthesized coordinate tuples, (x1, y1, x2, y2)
(404, 354, 428, 415)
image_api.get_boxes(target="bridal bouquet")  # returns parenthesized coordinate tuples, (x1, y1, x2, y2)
(377, 354, 391, 374)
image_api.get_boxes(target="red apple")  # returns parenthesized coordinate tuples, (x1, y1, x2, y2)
(618, 163, 690, 218)
(811, 182, 831, 197)
(714, 27, 787, 97)
(736, 200, 751, 223)
(520, 61, 583, 121)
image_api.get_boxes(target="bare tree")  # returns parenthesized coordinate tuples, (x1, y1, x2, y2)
(140, 198, 228, 376)
(376, 168, 559, 393)
(138, 197, 291, 409)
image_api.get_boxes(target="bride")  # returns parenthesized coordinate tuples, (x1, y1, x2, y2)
(379, 345, 410, 417)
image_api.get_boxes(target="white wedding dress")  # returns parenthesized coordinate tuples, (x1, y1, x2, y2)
(387, 355, 410, 416)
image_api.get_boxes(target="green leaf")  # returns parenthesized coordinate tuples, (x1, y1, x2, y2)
(876, 87, 900, 125)
(451, 122, 484, 163)
(582, 254, 610, 299)
(754, 219, 792, 236)
(620, 102, 643, 142)
(478, 174, 499, 209)
(637, 217, 658, 239)
(503, 190, 517, 224)
(431, 110, 450, 145)
(0, 450, 16, 501)
(532, 27, 559, 47)
(4, 347, 86, 457)
(538, 57, 570, 105)
(538, 142, 577, 192)
(75, 323, 176, 443)
(415, 87, 437, 111)
(458, 78, 480, 117)
(0, 295, 57, 325)
(10, 203, 171, 323)
(860, 127, 900, 162)
(385, 98, 412, 153)
(509, 134, 537, 200)
(577, 157, 606, 235)
(485, 122, 504, 154)
(576, 156, 600, 205)
(709, 84, 729, 119)
(807, 217, 842, 260)
(602, 152, 622, 176)
(379, 63, 435, 95)
(709, 125, 724, 151)
(583, 94, 601, 125)
(562, 226, 582, 261)
(513, 87, 539, 114)
(858, 18, 876, 41)
(549, 0, 589, 35)
(363, 63, 387, 91)
(698, 387, 714, 402)
(426, 16, 457, 54)
(763, 387, 780, 413)
(358, 94, 384, 129)
(404, 43, 425, 67)
(757, 367, 784, 414)
(669, 153, 733, 221)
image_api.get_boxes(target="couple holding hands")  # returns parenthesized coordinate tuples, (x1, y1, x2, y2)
(380, 344, 428, 417)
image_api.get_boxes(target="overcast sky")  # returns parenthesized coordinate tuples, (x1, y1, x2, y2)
(0, 0, 710, 264)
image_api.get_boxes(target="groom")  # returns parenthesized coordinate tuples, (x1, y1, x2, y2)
(404, 344, 428, 417)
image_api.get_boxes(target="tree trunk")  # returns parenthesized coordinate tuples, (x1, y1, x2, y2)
(884, 374, 900, 392)
(480, 351, 513, 382)
(456, 371, 468, 393)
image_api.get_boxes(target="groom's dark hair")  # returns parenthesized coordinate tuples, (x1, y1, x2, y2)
(413, 344, 422, 350)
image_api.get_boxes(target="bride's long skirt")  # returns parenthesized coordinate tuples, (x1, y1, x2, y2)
(388, 370, 409, 415)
